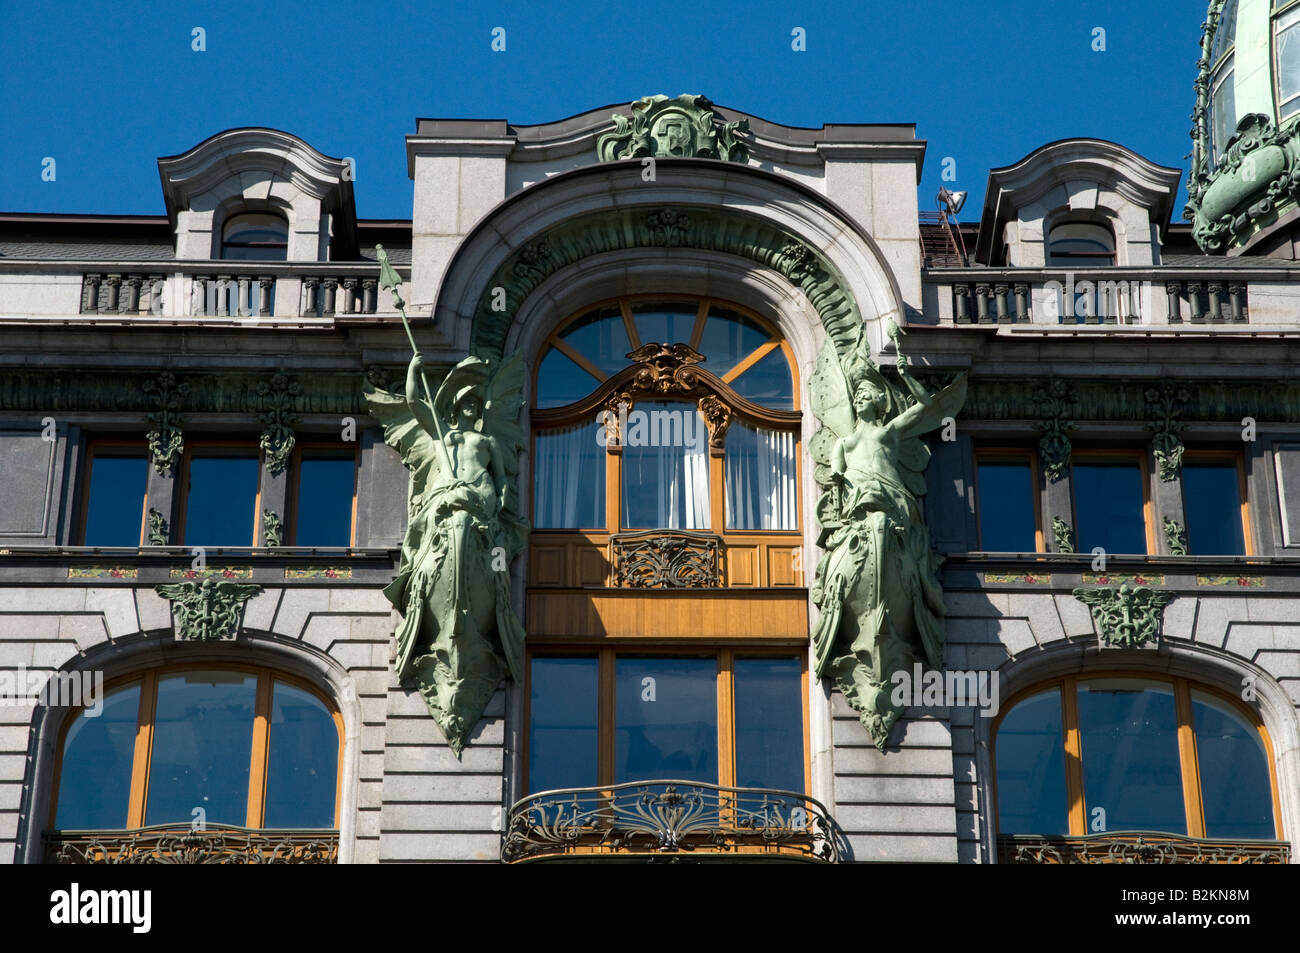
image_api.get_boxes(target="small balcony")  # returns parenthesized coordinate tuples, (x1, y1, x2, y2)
(502, 781, 841, 863)
(44, 824, 339, 864)
(999, 832, 1290, 864)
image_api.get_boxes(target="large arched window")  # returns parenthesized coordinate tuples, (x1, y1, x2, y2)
(994, 674, 1281, 850)
(531, 297, 800, 533)
(51, 665, 341, 837)
(220, 212, 288, 261)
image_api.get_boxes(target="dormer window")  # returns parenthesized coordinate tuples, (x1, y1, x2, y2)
(221, 213, 289, 261)
(1046, 222, 1116, 267)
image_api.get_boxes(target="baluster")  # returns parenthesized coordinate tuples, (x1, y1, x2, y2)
(121, 276, 141, 314)
(1186, 281, 1203, 323)
(975, 283, 991, 324)
(191, 275, 207, 316)
(103, 275, 121, 314)
(994, 283, 1010, 323)
(259, 277, 274, 317)
(1228, 281, 1245, 322)
(303, 277, 320, 317)
(1013, 283, 1029, 323)
(1165, 281, 1182, 324)
(362, 278, 377, 314)
(322, 277, 338, 316)
(81, 274, 102, 314)
(341, 278, 358, 315)
(1206, 281, 1223, 323)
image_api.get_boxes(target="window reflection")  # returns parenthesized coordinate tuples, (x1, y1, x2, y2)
(264, 681, 338, 828)
(615, 657, 718, 784)
(996, 689, 1067, 835)
(184, 453, 260, 546)
(1182, 460, 1246, 556)
(1193, 690, 1275, 839)
(976, 458, 1037, 551)
(528, 657, 599, 793)
(1072, 458, 1147, 554)
(295, 455, 355, 547)
(733, 658, 802, 791)
(83, 452, 149, 546)
(55, 681, 141, 829)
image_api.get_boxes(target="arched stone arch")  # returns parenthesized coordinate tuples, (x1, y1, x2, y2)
(972, 637, 1300, 863)
(434, 159, 908, 367)
(16, 630, 362, 864)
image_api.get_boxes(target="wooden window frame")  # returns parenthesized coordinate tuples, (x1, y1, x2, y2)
(1181, 449, 1254, 557)
(522, 645, 811, 796)
(175, 441, 263, 548)
(77, 439, 151, 546)
(289, 442, 360, 547)
(973, 447, 1044, 553)
(48, 663, 344, 831)
(1069, 449, 1156, 555)
(530, 295, 802, 539)
(991, 674, 1283, 840)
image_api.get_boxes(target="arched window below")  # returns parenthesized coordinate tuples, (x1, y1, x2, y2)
(48, 665, 342, 863)
(1046, 222, 1115, 267)
(220, 212, 288, 261)
(994, 674, 1286, 863)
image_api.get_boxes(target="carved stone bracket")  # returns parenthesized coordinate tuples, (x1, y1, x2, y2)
(1147, 382, 1190, 482)
(146, 508, 168, 546)
(596, 94, 750, 163)
(262, 509, 283, 547)
(1051, 516, 1075, 554)
(143, 372, 188, 477)
(1072, 584, 1176, 647)
(155, 579, 263, 641)
(258, 373, 301, 476)
(613, 530, 722, 588)
(1163, 517, 1189, 556)
(1034, 380, 1077, 482)
(698, 395, 732, 456)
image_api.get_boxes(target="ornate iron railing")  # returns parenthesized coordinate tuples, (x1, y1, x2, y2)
(45, 824, 339, 864)
(999, 832, 1290, 865)
(502, 781, 841, 863)
(611, 530, 722, 588)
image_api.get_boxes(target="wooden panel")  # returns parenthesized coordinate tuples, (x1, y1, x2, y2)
(530, 545, 565, 587)
(576, 543, 610, 587)
(726, 546, 757, 587)
(526, 590, 809, 640)
(767, 545, 803, 587)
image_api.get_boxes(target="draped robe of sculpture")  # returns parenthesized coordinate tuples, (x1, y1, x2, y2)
(809, 326, 967, 749)
(364, 353, 527, 754)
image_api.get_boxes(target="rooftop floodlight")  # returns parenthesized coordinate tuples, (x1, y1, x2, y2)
(938, 188, 967, 216)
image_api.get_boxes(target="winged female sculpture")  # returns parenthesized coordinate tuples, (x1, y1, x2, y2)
(809, 322, 967, 749)
(363, 248, 527, 753)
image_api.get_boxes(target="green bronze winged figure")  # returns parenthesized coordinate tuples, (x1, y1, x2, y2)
(364, 246, 527, 754)
(809, 322, 967, 749)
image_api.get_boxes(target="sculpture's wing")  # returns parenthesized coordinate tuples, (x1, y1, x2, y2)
(1073, 588, 1109, 611)
(891, 374, 969, 497)
(483, 351, 526, 476)
(154, 584, 190, 603)
(363, 384, 441, 517)
(214, 582, 263, 601)
(808, 338, 854, 489)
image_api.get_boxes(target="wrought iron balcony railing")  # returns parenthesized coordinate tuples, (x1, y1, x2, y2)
(502, 781, 841, 863)
(611, 530, 722, 588)
(999, 832, 1290, 864)
(45, 824, 339, 864)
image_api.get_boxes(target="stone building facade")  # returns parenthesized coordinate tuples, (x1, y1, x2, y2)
(3, 3, 1300, 865)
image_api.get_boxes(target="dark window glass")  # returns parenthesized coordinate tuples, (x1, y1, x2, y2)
(1182, 461, 1245, 556)
(1077, 681, 1186, 835)
(263, 681, 338, 828)
(729, 347, 794, 410)
(995, 689, 1068, 835)
(733, 658, 803, 791)
(529, 657, 599, 793)
(559, 306, 630, 377)
(1072, 459, 1147, 554)
(535, 348, 599, 410)
(295, 456, 355, 547)
(620, 402, 710, 530)
(615, 657, 717, 784)
(1047, 223, 1116, 266)
(55, 681, 141, 829)
(631, 302, 696, 346)
(83, 454, 148, 546)
(698, 307, 771, 379)
(1211, 63, 1237, 165)
(145, 671, 257, 826)
(184, 454, 259, 546)
(221, 213, 288, 261)
(1192, 690, 1275, 839)
(977, 459, 1037, 551)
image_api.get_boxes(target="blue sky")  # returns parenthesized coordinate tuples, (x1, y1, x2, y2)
(0, 0, 1204, 222)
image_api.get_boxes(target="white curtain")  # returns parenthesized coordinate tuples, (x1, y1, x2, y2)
(620, 402, 710, 529)
(725, 422, 797, 530)
(533, 423, 605, 528)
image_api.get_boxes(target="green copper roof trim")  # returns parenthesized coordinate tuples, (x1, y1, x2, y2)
(467, 204, 865, 363)
(1187, 0, 1300, 252)
(596, 94, 750, 163)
